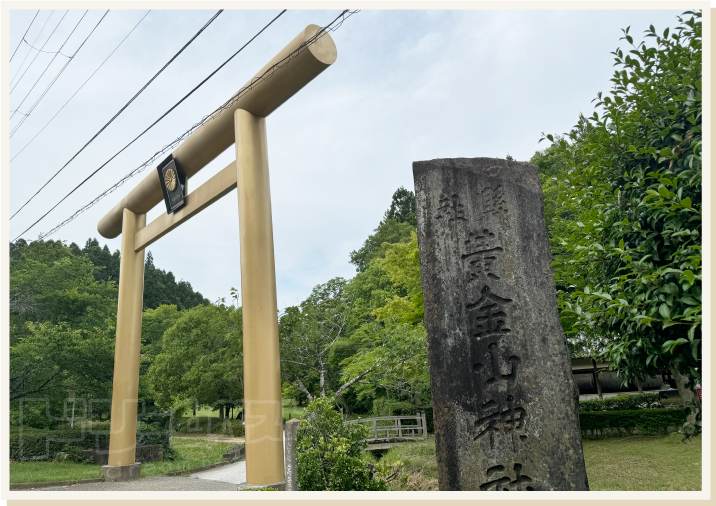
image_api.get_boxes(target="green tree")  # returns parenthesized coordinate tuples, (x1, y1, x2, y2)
(383, 186, 417, 225)
(296, 396, 389, 491)
(341, 232, 430, 407)
(541, 12, 702, 414)
(147, 301, 243, 413)
(142, 251, 210, 310)
(280, 279, 378, 404)
(349, 187, 417, 273)
(81, 238, 120, 282)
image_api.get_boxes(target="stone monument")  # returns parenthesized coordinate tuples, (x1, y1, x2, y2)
(413, 157, 589, 491)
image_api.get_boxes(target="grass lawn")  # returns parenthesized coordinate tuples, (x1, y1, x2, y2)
(10, 438, 235, 484)
(582, 433, 702, 491)
(382, 433, 702, 491)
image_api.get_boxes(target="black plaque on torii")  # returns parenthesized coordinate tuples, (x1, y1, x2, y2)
(157, 154, 186, 214)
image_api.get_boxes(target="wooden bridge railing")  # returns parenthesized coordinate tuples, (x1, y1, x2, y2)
(345, 411, 428, 441)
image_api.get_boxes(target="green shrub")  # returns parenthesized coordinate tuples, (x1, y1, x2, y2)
(297, 397, 390, 491)
(9, 420, 170, 461)
(579, 393, 663, 412)
(372, 399, 415, 417)
(579, 408, 688, 437)
(174, 416, 244, 437)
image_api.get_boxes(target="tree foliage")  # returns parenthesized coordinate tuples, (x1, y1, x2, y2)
(146, 301, 243, 411)
(296, 396, 389, 491)
(349, 187, 417, 273)
(541, 12, 702, 391)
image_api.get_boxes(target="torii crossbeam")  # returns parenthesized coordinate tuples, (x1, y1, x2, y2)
(96, 24, 337, 486)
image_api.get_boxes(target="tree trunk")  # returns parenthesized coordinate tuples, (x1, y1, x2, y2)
(219, 405, 224, 421)
(320, 367, 326, 398)
(635, 376, 643, 393)
(670, 366, 697, 404)
(193, 405, 196, 417)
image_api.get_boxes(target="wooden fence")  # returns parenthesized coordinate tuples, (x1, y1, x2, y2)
(345, 411, 428, 442)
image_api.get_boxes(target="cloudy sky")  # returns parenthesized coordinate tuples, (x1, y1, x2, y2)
(7, 6, 685, 309)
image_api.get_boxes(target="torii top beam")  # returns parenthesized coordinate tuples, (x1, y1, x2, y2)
(97, 24, 337, 239)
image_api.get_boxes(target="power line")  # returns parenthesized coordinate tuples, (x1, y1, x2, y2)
(11, 10, 152, 163)
(10, 10, 86, 120)
(10, 10, 110, 138)
(15, 9, 359, 243)
(10, 10, 40, 61)
(10, 9, 222, 220)
(10, 10, 62, 92)
(22, 38, 73, 57)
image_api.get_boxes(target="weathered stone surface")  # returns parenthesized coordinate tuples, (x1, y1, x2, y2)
(101, 462, 141, 482)
(413, 157, 589, 491)
(284, 419, 299, 491)
(223, 444, 246, 462)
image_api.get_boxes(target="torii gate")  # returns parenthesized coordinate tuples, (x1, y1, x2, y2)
(96, 24, 337, 486)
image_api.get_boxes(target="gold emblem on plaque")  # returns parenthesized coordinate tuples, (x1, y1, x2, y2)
(164, 168, 177, 191)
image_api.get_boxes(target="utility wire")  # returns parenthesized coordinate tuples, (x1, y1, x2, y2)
(10, 10, 62, 92)
(22, 39, 73, 57)
(11, 11, 151, 163)
(10, 9, 222, 220)
(10, 10, 39, 61)
(10, 10, 85, 120)
(15, 9, 359, 242)
(11, 11, 109, 136)
(10, 10, 110, 138)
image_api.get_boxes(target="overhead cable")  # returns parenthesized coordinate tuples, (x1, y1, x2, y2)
(11, 10, 110, 138)
(10, 10, 40, 61)
(15, 9, 359, 242)
(11, 10, 151, 163)
(10, 10, 86, 120)
(10, 9, 222, 220)
(10, 10, 63, 92)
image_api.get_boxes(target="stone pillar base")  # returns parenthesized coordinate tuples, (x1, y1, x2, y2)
(241, 481, 286, 491)
(101, 462, 141, 482)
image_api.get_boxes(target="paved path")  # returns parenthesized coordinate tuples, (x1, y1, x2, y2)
(26, 475, 243, 491)
(27, 433, 283, 492)
(25, 461, 250, 491)
(192, 459, 246, 485)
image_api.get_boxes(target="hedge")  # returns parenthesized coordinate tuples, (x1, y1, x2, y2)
(174, 416, 245, 438)
(10, 421, 169, 461)
(578, 393, 663, 412)
(579, 408, 688, 437)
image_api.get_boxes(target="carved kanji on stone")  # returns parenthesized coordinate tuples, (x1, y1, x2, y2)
(436, 193, 467, 222)
(466, 285, 512, 339)
(474, 394, 528, 448)
(479, 464, 534, 491)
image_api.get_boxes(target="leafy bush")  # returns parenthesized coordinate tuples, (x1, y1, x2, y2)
(579, 408, 688, 437)
(174, 416, 244, 437)
(579, 393, 662, 412)
(296, 397, 392, 491)
(543, 10, 702, 415)
(372, 399, 415, 417)
(9, 420, 170, 461)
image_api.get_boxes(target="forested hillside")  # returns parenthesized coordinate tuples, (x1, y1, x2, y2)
(9, 238, 209, 425)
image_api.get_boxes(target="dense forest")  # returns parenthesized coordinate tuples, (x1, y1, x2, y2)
(9, 238, 208, 425)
